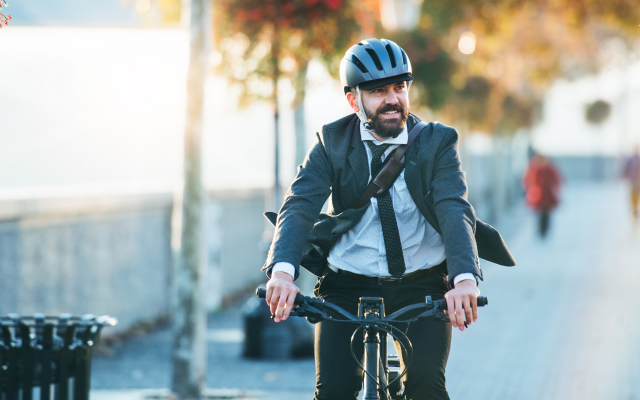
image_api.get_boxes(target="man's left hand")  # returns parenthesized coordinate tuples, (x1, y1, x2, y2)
(444, 280, 480, 331)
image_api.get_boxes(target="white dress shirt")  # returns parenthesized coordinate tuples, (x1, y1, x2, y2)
(273, 121, 475, 286)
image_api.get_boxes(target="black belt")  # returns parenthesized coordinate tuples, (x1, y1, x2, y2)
(332, 261, 447, 286)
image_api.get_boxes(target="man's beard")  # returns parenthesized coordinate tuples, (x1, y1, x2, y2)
(365, 103, 409, 139)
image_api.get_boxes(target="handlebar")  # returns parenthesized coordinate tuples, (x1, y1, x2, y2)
(256, 288, 308, 306)
(257, 286, 487, 396)
(256, 287, 487, 323)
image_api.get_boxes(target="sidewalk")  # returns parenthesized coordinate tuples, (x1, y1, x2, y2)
(90, 389, 309, 400)
(91, 306, 316, 398)
(446, 181, 640, 399)
(90, 181, 640, 400)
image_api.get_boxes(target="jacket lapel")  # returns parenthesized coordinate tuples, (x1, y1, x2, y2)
(347, 122, 369, 196)
(404, 118, 425, 211)
(405, 119, 439, 229)
(347, 114, 426, 204)
(405, 139, 422, 199)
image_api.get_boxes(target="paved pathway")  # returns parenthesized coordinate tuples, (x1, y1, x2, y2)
(446, 181, 640, 399)
(91, 181, 640, 399)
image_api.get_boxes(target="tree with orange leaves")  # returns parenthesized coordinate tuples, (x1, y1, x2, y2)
(412, 0, 640, 134)
(213, 0, 366, 204)
(0, 0, 12, 28)
(158, 0, 640, 140)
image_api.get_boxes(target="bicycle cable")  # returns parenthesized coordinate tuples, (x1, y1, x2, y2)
(349, 325, 390, 400)
(347, 322, 413, 400)
(376, 322, 413, 389)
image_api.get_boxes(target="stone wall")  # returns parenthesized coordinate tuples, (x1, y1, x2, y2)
(0, 188, 269, 334)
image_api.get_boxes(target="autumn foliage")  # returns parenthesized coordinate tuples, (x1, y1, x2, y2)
(159, 0, 640, 134)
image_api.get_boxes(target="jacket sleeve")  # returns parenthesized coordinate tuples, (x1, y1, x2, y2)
(430, 127, 482, 286)
(262, 130, 333, 278)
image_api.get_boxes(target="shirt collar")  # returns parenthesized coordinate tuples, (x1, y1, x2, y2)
(360, 120, 408, 145)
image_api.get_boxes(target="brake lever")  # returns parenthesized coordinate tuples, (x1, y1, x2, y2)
(287, 304, 326, 324)
(397, 306, 460, 325)
(435, 309, 469, 328)
(433, 308, 448, 323)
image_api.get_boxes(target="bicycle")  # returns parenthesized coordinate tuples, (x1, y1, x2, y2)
(257, 287, 487, 400)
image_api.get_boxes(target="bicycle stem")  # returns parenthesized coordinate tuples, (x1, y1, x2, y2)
(359, 297, 386, 400)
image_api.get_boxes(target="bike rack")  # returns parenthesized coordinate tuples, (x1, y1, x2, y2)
(0, 314, 117, 400)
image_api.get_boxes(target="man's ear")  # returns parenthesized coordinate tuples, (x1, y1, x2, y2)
(346, 92, 360, 113)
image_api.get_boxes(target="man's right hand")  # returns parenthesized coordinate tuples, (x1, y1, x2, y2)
(265, 271, 300, 322)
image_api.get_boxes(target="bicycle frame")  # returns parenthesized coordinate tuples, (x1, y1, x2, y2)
(360, 297, 401, 400)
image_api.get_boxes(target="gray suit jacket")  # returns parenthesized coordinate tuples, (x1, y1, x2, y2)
(263, 113, 513, 285)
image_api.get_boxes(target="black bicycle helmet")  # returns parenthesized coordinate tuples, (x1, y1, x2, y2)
(340, 38, 413, 94)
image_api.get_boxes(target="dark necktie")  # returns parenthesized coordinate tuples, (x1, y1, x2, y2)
(366, 141, 406, 278)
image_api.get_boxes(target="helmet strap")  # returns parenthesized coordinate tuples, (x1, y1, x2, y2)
(355, 86, 372, 130)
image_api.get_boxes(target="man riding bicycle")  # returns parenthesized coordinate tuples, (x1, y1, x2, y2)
(262, 38, 513, 400)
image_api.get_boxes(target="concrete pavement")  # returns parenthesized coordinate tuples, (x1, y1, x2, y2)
(90, 181, 640, 399)
(446, 181, 640, 399)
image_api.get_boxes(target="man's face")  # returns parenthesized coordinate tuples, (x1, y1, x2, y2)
(359, 82, 410, 139)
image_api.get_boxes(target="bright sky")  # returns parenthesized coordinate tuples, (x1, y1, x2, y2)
(0, 27, 351, 194)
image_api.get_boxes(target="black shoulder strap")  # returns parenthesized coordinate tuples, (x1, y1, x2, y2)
(350, 121, 429, 209)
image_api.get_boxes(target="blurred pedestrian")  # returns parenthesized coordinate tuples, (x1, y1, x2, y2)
(622, 145, 640, 219)
(522, 154, 563, 238)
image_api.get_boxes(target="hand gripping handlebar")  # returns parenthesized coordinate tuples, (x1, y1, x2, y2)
(256, 287, 487, 321)
(256, 287, 488, 400)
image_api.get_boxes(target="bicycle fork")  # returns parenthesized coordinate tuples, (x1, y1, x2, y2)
(363, 328, 405, 400)
(363, 325, 381, 400)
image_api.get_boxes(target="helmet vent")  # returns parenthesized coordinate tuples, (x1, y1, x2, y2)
(351, 55, 369, 74)
(401, 50, 408, 66)
(385, 44, 397, 68)
(365, 48, 384, 71)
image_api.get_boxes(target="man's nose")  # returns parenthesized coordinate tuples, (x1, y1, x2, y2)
(385, 90, 399, 104)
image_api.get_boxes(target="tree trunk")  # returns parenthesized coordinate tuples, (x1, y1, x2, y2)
(171, 0, 210, 397)
(293, 62, 309, 168)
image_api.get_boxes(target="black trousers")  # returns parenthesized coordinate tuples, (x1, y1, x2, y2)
(313, 263, 451, 400)
(539, 210, 551, 238)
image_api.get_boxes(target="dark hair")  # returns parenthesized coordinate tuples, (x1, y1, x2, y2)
(344, 87, 357, 95)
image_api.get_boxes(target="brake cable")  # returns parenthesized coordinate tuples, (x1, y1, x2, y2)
(347, 322, 413, 400)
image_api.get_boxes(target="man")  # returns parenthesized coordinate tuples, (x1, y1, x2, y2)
(262, 39, 500, 400)
(623, 145, 640, 219)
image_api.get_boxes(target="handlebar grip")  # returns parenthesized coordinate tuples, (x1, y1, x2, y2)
(435, 296, 488, 310)
(255, 287, 305, 306)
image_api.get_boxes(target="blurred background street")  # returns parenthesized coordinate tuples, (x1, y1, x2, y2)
(84, 180, 640, 399)
(1, 0, 640, 399)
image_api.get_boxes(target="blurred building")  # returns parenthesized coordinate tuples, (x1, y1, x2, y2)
(532, 59, 640, 180)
